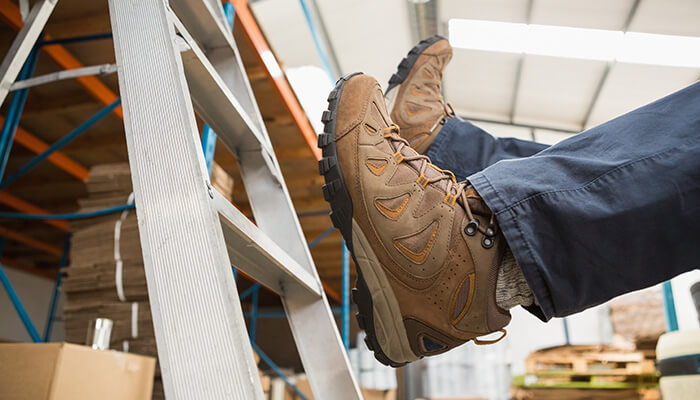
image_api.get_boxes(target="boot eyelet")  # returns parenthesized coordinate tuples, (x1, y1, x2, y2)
(464, 219, 479, 236)
(485, 227, 495, 237)
(481, 236, 494, 249)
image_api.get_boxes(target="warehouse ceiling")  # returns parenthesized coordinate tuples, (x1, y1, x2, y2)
(253, 0, 700, 142)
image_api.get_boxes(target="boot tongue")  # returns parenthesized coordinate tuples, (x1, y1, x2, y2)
(396, 144, 449, 191)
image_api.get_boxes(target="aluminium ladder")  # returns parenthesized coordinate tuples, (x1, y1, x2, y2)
(0, 0, 362, 398)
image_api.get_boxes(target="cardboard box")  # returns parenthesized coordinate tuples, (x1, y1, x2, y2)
(0, 343, 155, 400)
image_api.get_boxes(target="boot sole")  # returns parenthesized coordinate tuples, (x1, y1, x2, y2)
(385, 35, 446, 95)
(319, 73, 416, 367)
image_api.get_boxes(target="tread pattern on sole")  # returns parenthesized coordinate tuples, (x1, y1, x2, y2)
(318, 72, 407, 368)
(385, 35, 446, 95)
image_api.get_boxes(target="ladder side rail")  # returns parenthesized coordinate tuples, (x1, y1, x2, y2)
(238, 149, 363, 400)
(0, 0, 58, 107)
(107, 1, 263, 398)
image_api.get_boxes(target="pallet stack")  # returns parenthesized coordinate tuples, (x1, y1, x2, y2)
(511, 345, 659, 400)
(62, 163, 234, 399)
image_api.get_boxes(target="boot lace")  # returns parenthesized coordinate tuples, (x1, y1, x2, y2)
(382, 124, 495, 238)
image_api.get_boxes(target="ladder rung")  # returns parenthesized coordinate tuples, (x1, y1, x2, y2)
(169, 0, 232, 50)
(10, 64, 117, 91)
(213, 189, 322, 298)
(171, 12, 272, 155)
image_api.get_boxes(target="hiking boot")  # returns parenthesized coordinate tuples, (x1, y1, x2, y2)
(318, 73, 510, 367)
(385, 35, 455, 154)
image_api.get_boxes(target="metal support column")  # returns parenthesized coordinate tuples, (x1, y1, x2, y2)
(298, 0, 341, 79)
(341, 239, 350, 349)
(43, 234, 70, 341)
(249, 285, 259, 340)
(253, 342, 310, 400)
(662, 281, 679, 332)
(0, 44, 40, 179)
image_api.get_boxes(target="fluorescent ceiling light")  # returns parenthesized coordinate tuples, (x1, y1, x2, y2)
(448, 19, 700, 68)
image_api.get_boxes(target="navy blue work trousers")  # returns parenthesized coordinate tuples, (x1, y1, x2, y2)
(426, 81, 700, 321)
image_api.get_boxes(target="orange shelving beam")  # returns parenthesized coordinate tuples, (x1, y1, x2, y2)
(0, 225, 62, 256)
(0, 192, 67, 230)
(232, 0, 322, 162)
(0, 116, 89, 182)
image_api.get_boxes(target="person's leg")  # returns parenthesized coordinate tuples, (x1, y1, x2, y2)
(468, 81, 700, 320)
(426, 117, 548, 181)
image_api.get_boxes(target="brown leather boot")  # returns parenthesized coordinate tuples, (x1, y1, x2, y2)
(385, 36, 455, 154)
(319, 73, 510, 367)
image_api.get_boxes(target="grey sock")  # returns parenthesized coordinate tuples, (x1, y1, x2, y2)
(496, 247, 534, 310)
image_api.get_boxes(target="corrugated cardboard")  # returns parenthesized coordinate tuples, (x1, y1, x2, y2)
(0, 343, 155, 400)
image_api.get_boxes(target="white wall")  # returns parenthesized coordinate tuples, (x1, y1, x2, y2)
(0, 267, 64, 342)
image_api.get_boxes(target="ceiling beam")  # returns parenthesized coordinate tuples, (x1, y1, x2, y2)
(580, 0, 642, 130)
(508, 0, 534, 124)
(0, 225, 62, 256)
(0, 191, 68, 230)
(461, 114, 580, 135)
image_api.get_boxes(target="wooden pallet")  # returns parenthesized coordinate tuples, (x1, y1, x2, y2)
(514, 372, 658, 389)
(511, 386, 660, 400)
(525, 344, 657, 376)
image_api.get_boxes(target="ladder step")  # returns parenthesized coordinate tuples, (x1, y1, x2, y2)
(170, 0, 232, 50)
(212, 189, 322, 297)
(172, 12, 272, 155)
